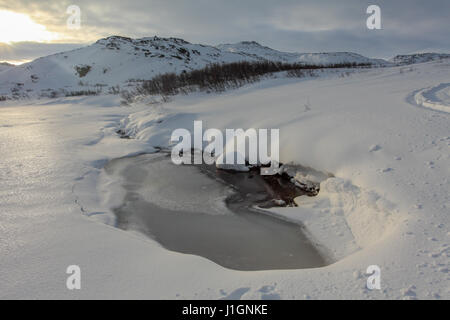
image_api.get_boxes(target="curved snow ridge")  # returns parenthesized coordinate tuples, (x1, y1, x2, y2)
(414, 83, 450, 113)
(265, 177, 399, 262)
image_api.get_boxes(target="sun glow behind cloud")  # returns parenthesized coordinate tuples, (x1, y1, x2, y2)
(0, 10, 59, 43)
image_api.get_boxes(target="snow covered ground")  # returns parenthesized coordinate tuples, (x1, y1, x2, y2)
(0, 59, 449, 299)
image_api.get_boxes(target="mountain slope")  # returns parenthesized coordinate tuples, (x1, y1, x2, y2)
(0, 36, 257, 98)
(0, 36, 388, 99)
(390, 53, 450, 65)
(217, 41, 389, 66)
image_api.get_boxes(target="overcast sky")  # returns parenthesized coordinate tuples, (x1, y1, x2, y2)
(0, 0, 449, 63)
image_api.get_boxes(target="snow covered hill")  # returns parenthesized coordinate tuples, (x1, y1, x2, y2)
(390, 53, 450, 65)
(218, 41, 389, 66)
(1, 36, 448, 101)
(0, 36, 253, 99)
(217, 41, 300, 62)
(0, 36, 388, 99)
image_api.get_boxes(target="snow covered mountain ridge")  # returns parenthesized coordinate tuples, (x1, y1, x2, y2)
(217, 41, 389, 66)
(0, 35, 448, 100)
(389, 53, 450, 65)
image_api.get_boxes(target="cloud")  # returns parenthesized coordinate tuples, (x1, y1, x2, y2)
(0, 0, 448, 61)
(268, 3, 363, 32)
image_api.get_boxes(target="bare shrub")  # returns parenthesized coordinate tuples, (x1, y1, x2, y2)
(109, 85, 121, 95)
(75, 65, 92, 78)
(65, 89, 99, 97)
(120, 90, 134, 105)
